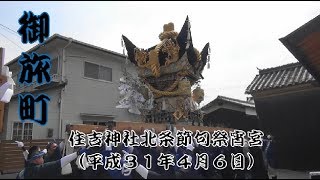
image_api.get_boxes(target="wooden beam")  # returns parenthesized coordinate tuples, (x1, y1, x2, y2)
(252, 83, 320, 99)
(175, 124, 233, 133)
(66, 122, 168, 134)
(66, 121, 233, 135)
(66, 124, 107, 134)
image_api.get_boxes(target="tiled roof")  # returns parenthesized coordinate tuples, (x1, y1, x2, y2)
(245, 62, 316, 94)
(201, 95, 255, 111)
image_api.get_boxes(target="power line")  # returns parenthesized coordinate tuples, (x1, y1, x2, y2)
(0, 31, 25, 51)
(0, 23, 26, 51)
(0, 24, 21, 38)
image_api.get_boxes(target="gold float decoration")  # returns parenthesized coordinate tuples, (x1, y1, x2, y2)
(145, 78, 191, 99)
(192, 86, 204, 104)
(122, 16, 210, 123)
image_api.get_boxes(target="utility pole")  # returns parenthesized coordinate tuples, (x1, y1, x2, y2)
(0, 48, 7, 133)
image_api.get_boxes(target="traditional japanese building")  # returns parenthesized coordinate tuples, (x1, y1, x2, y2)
(201, 95, 258, 131)
(279, 14, 320, 84)
(246, 14, 320, 171)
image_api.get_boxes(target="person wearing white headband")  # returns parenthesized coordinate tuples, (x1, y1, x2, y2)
(17, 145, 87, 179)
(15, 140, 73, 176)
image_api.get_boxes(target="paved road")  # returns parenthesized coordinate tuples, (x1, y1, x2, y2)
(0, 173, 17, 179)
(275, 169, 309, 179)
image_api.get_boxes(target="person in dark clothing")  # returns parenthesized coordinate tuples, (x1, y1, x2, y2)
(16, 141, 72, 178)
(249, 146, 269, 179)
(17, 145, 85, 179)
(263, 135, 277, 179)
(44, 141, 63, 162)
(15, 140, 64, 164)
(219, 146, 235, 179)
(15, 142, 47, 168)
(129, 153, 203, 179)
(122, 141, 204, 180)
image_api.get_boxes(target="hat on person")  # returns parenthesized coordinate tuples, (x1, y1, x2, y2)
(46, 140, 58, 150)
(267, 135, 272, 139)
(27, 146, 46, 162)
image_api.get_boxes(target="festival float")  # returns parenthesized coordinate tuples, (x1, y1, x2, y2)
(119, 16, 209, 126)
(66, 16, 230, 137)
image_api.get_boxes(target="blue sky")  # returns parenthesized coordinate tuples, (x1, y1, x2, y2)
(0, 1, 319, 106)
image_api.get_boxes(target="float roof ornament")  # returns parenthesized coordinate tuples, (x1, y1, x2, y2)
(121, 16, 210, 84)
(121, 16, 210, 123)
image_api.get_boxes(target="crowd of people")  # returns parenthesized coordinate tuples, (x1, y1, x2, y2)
(15, 131, 275, 179)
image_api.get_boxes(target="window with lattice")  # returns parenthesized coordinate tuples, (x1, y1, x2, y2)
(12, 122, 33, 141)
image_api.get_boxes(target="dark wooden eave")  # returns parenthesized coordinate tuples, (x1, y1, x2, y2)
(279, 14, 320, 83)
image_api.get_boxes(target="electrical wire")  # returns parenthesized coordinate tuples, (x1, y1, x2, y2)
(0, 31, 25, 51)
(0, 24, 21, 38)
(0, 23, 27, 52)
